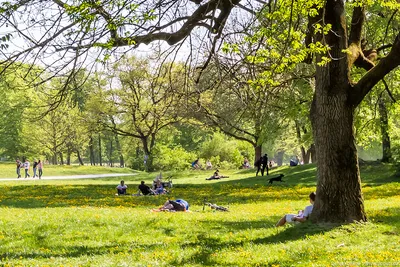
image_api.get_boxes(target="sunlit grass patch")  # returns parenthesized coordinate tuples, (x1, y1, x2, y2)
(0, 163, 399, 266)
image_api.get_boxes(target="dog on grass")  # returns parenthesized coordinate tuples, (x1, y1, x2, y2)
(268, 174, 285, 184)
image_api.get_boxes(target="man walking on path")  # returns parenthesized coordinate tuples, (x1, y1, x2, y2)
(16, 158, 22, 178)
(24, 159, 30, 178)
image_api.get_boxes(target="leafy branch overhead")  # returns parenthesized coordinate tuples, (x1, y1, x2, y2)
(0, 0, 249, 72)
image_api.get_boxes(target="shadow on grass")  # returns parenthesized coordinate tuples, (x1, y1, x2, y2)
(0, 241, 159, 261)
(172, 221, 336, 266)
(369, 207, 400, 226)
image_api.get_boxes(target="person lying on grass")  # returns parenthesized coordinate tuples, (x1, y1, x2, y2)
(116, 180, 128, 195)
(152, 199, 189, 212)
(206, 169, 229, 180)
(276, 192, 316, 227)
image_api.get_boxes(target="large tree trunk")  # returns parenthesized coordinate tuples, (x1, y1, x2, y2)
(378, 97, 392, 163)
(310, 0, 366, 223)
(254, 145, 262, 164)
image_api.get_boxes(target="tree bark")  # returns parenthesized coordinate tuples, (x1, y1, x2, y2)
(275, 150, 284, 166)
(66, 147, 71, 165)
(114, 134, 124, 167)
(310, 0, 366, 223)
(304, 145, 312, 164)
(378, 97, 392, 162)
(76, 150, 84, 165)
(98, 133, 102, 166)
(89, 136, 95, 166)
(59, 152, 64, 165)
(254, 145, 262, 164)
(141, 136, 153, 171)
(295, 120, 307, 164)
(109, 138, 114, 167)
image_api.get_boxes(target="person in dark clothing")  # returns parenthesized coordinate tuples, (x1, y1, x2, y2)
(261, 154, 269, 176)
(255, 156, 262, 176)
(33, 160, 38, 178)
(138, 181, 155, 195)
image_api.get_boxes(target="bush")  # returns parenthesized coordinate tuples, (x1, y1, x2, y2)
(153, 145, 197, 170)
(200, 132, 253, 168)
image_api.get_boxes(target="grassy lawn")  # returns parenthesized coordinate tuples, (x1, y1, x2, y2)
(0, 162, 136, 179)
(0, 164, 399, 266)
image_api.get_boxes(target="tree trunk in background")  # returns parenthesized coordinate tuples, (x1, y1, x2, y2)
(66, 147, 71, 165)
(275, 150, 284, 166)
(115, 134, 124, 167)
(89, 136, 95, 166)
(98, 133, 102, 166)
(295, 120, 307, 163)
(310, 0, 366, 223)
(59, 152, 64, 165)
(77, 150, 84, 165)
(109, 138, 114, 167)
(141, 136, 155, 172)
(303, 146, 312, 164)
(378, 97, 392, 163)
(254, 145, 262, 165)
(52, 149, 58, 165)
(309, 144, 316, 163)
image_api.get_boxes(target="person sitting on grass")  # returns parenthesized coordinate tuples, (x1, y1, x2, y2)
(206, 159, 213, 170)
(206, 169, 229, 180)
(154, 179, 167, 195)
(152, 199, 189, 212)
(276, 192, 316, 227)
(116, 180, 128, 195)
(138, 181, 156, 195)
(191, 158, 201, 169)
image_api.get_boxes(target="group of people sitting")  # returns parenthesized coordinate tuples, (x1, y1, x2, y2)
(116, 171, 316, 225)
(116, 176, 168, 196)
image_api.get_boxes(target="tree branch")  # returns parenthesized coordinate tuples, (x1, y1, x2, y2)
(351, 34, 400, 107)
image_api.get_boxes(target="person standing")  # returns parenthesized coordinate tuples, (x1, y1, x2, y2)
(16, 158, 22, 178)
(261, 154, 269, 176)
(37, 159, 43, 179)
(24, 159, 31, 178)
(32, 160, 38, 178)
(255, 156, 262, 176)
